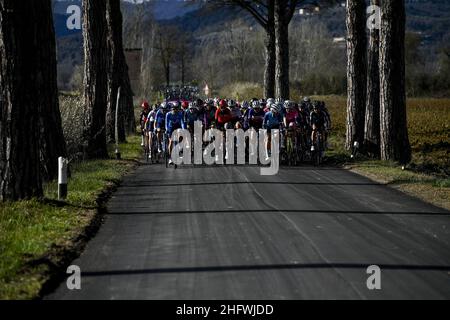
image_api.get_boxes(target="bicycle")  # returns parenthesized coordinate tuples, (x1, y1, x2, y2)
(164, 132, 178, 170)
(311, 130, 324, 166)
(143, 131, 150, 163)
(148, 131, 159, 164)
(285, 130, 298, 166)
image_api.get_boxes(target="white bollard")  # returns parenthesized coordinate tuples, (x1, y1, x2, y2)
(58, 157, 68, 200)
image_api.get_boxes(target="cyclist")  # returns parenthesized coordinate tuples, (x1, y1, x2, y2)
(203, 99, 217, 129)
(145, 104, 159, 159)
(320, 101, 332, 149)
(283, 101, 298, 129)
(263, 103, 284, 160)
(248, 100, 265, 131)
(185, 102, 199, 133)
(228, 99, 242, 129)
(310, 101, 325, 152)
(155, 102, 169, 153)
(301, 97, 312, 114)
(140, 101, 150, 146)
(296, 101, 310, 150)
(240, 101, 250, 130)
(166, 103, 185, 165)
(215, 99, 232, 130)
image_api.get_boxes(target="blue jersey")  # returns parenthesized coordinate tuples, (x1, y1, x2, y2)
(263, 111, 283, 130)
(165, 111, 185, 133)
(155, 109, 167, 129)
(184, 110, 198, 128)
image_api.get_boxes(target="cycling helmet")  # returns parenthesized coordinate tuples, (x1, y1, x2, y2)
(241, 101, 250, 110)
(228, 100, 237, 108)
(141, 101, 150, 109)
(161, 102, 168, 110)
(167, 102, 175, 110)
(289, 122, 296, 129)
(266, 98, 275, 108)
(205, 99, 214, 107)
(252, 100, 261, 109)
(303, 97, 311, 103)
(219, 99, 228, 108)
(189, 102, 198, 110)
(312, 101, 320, 110)
(181, 101, 189, 110)
(172, 101, 180, 108)
(270, 103, 281, 113)
(284, 100, 294, 109)
(196, 99, 204, 107)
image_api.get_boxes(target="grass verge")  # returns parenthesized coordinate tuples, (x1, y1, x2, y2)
(0, 135, 142, 300)
(327, 134, 449, 211)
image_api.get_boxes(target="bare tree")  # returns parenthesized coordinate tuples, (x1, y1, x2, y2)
(82, 0, 109, 159)
(176, 32, 192, 86)
(364, 0, 380, 157)
(205, 0, 276, 98)
(345, 0, 367, 150)
(0, 0, 44, 199)
(379, 0, 411, 164)
(154, 25, 180, 86)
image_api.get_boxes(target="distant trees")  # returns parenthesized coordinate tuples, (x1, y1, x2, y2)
(154, 26, 180, 87)
(205, 0, 276, 98)
(379, 0, 411, 163)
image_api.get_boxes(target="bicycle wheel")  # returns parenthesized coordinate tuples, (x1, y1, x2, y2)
(316, 135, 322, 166)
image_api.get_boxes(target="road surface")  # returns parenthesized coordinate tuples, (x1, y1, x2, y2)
(47, 164, 450, 299)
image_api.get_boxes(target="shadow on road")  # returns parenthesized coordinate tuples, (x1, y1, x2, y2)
(107, 208, 450, 216)
(121, 181, 387, 188)
(80, 262, 450, 277)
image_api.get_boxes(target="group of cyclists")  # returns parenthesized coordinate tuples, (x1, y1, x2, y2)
(140, 96, 331, 166)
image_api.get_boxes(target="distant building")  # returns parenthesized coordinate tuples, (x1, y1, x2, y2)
(333, 37, 346, 48)
(299, 5, 320, 16)
(124, 48, 142, 96)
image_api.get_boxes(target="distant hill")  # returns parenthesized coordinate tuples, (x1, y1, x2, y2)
(54, 0, 450, 90)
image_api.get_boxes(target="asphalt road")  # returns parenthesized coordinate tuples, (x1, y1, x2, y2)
(47, 164, 450, 300)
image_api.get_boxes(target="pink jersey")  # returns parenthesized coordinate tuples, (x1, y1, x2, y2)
(285, 109, 298, 124)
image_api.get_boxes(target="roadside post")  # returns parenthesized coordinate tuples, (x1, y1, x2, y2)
(115, 87, 121, 160)
(58, 157, 68, 200)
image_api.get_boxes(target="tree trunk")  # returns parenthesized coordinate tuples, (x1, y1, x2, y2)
(275, 0, 290, 100)
(364, 0, 380, 158)
(123, 72, 135, 136)
(34, 0, 67, 181)
(345, 0, 367, 150)
(181, 55, 186, 86)
(106, 0, 132, 143)
(0, 0, 43, 200)
(165, 63, 170, 87)
(82, 0, 109, 159)
(264, 26, 276, 99)
(264, 0, 276, 99)
(379, 0, 411, 164)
